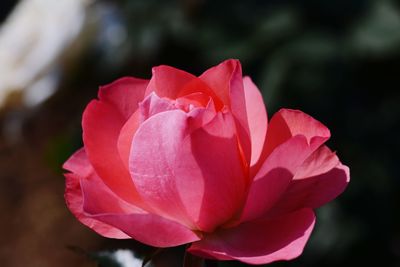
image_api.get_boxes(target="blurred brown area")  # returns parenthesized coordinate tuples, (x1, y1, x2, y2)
(0, 76, 102, 267)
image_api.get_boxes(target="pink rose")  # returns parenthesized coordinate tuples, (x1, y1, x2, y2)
(64, 59, 349, 265)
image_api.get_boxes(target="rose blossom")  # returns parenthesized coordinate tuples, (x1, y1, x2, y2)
(64, 59, 349, 265)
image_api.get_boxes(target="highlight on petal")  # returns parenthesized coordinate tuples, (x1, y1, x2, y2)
(129, 110, 194, 228)
(129, 109, 247, 232)
(262, 109, 331, 160)
(243, 76, 268, 167)
(267, 146, 350, 216)
(188, 208, 315, 265)
(64, 149, 200, 247)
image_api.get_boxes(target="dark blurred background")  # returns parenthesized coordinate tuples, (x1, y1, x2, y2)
(0, 0, 399, 266)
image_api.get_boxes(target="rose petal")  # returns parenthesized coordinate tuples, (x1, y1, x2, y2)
(117, 110, 141, 170)
(129, 109, 246, 232)
(129, 110, 193, 228)
(145, 65, 197, 98)
(199, 59, 237, 105)
(82, 78, 148, 204)
(81, 171, 200, 248)
(295, 145, 342, 179)
(138, 92, 177, 121)
(91, 213, 200, 248)
(118, 93, 180, 170)
(79, 163, 200, 247)
(99, 77, 149, 119)
(146, 65, 223, 109)
(83, 101, 139, 204)
(64, 148, 130, 239)
(268, 146, 350, 216)
(243, 76, 268, 168)
(81, 169, 199, 247)
(262, 109, 331, 160)
(188, 208, 315, 265)
(175, 111, 247, 232)
(239, 135, 310, 223)
(176, 92, 211, 111)
(64, 148, 200, 247)
(200, 59, 251, 167)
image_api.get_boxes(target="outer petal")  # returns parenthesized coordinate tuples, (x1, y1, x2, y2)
(262, 109, 330, 160)
(129, 109, 246, 232)
(239, 109, 332, 222)
(64, 149, 200, 247)
(82, 175, 201, 247)
(200, 59, 251, 167)
(91, 213, 200, 248)
(188, 208, 315, 265)
(239, 135, 310, 223)
(145, 65, 196, 98)
(268, 146, 350, 216)
(64, 148, 130, 239)
(243, 76, 268, 168)
(99, 77, 149, 119)
(82, 78, 148, 204)
(199, 59, 240, 106)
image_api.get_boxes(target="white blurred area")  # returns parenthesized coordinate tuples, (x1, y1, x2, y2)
(0, 0, 89, 108)
(97, 249, 150, 267)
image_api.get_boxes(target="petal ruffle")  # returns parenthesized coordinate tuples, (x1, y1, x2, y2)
(188, 208, 315, 265)
(240, 109, 332, 222)
(129, 109, 247, 232)
(82, 78, 148, 204)
(268, 146, 350, 216)
(262, 109, 330, 160)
